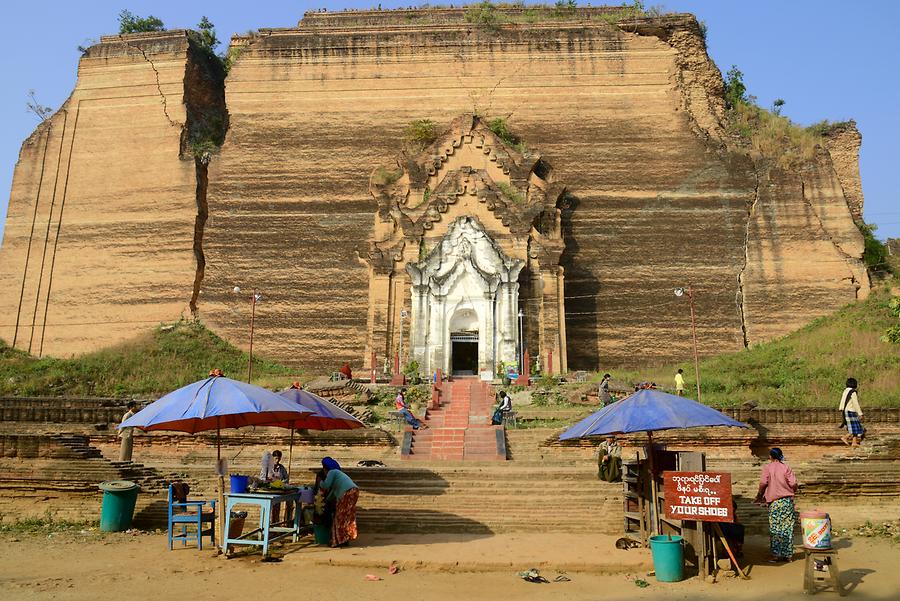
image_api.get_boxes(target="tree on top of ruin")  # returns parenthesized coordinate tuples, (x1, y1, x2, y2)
(196, 16, 220, 52)
(118, 10, 165, 34)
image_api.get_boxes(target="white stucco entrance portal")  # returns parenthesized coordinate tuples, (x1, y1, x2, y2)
(407, 217, 524, 376)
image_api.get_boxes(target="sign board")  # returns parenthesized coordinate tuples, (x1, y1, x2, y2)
(663, 471, 733, 523)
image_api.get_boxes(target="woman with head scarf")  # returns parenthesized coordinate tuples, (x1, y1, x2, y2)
(754, 448, 798, 562)
(320, 457, 359, 547)
(598, 374, 612, 405)
(839, 377, 864, 447)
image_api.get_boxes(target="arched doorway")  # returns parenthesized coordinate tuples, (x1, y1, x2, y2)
(449, 308, 479, 375)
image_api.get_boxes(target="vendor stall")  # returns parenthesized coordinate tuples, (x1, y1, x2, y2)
(223, 489, 303, 557)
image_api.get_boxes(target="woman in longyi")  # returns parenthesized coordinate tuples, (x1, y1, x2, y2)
(319, 457, 360, 547)
(754, 447, 798, 562)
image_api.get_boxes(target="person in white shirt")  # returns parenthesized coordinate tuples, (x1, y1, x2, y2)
(491, 391, 512, 425)
(498, 391, 512, 412)
(268, 449, 291, 525)
(838, 377, 864, 447)
(674, 369, 685, 396)
(118, 401, 137, 462)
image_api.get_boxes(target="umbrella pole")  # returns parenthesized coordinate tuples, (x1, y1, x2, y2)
(647, 431, 661, 537)
(217, 423, 226, 554)
(287, 429, 294, 481)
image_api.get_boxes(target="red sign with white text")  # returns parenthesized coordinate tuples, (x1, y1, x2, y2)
(663, 471, 733, 523)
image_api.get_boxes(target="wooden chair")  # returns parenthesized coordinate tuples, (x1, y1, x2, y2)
(167, 484, 216, 550)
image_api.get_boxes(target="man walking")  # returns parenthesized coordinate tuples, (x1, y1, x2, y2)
(674, 369, 685, 396)
(118, 401, 137, 462)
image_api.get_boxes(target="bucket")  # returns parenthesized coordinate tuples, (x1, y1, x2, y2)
(299, 486, 315, 504)
(228, 516, 246, 539)
(801, 510, 832, 549)
(649, 535, 684, 582)
(313, 523, 331, 545)
(229, 474, 249, 494)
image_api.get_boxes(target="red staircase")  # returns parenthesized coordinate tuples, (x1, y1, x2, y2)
(403, 378, 506, 461)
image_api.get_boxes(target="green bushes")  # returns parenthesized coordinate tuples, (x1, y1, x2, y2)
(118, 10, 164, 34)
(723, 65, 821, 170)
(723, 65, 748, 110)
(884, 297, 900, 345)
(0, 321, 298, 397)
(496, 181, 525, 203)
(462, 1, 668, 31)
(806, 119, 854, 137)
(372, 165, 403, 186)
(405, 119, 438, 151)
(858, 221, 891, 272)
(466, 1, 504, 31)
(727, 102, 820, 170)
(487, 117, 527, 153)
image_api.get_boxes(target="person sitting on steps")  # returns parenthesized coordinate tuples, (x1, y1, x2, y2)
(597, 435, 622, 482)
(395, 388, 428, 430)
(492, 390, 512, 425)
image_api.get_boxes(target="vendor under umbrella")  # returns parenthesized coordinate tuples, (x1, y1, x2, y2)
(319, 457, 359, 548)
(597, 435, 622, 482)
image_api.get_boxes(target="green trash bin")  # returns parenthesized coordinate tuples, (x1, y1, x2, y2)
(99, 480, 140, 532)
(649, 534, 684, 582)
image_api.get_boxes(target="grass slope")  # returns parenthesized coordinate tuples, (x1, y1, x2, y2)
(613, 282, 900, 407)
(0, 321, 300, 397)
(1, 285, 897, 408)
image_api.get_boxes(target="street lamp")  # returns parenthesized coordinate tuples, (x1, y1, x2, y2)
(233, 286, 262, 383)
(674, 286, 702, 403)
(517, 308, 525, 374)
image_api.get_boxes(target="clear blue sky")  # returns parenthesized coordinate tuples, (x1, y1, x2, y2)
(1, 1, 898, 242)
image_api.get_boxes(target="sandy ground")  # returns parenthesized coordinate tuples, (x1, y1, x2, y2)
(2, 530, 899, 601)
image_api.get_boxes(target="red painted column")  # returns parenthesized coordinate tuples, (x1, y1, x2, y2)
(370, 352, 376, 384)
(516, 350, 531, 386)
(390, 353, 405, 385)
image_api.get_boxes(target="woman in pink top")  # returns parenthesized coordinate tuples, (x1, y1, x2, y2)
(754, 447, 798, 562)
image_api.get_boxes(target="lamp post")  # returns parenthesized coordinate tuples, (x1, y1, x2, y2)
(517, 308, 525, 374)
(233, 286, 262, 383)
(674, 286, 702, 403)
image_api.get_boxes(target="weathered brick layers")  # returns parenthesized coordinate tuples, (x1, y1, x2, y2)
(0, 9, 867, 371)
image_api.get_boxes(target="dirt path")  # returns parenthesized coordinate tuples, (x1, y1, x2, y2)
(2, 531, 899, 601)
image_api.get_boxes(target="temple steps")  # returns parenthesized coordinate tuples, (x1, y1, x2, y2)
(404, 379, 506, 461)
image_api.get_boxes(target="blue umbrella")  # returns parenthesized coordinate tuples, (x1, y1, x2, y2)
(119, 376, 315, 434)
(559, 388, 749, 537)
(118, 375, 316, 551)
(559, 388, 748, 440)
(276, 388, 365, 431)
(275, 387, 366, 478)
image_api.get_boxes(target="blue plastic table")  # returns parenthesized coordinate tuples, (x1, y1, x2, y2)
(223, 491, 302, 557)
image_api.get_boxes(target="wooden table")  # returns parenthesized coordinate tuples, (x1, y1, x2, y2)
(223, 491, 302, 557)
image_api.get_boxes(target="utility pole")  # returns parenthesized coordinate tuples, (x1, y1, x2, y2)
(675, 286, 702, 403)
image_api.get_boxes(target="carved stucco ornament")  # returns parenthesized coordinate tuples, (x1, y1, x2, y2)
(358, 114, 570, 375)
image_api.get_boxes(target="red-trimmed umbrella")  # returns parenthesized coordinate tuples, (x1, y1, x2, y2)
(274, 388, 366, 477)
(119, 376, 316, 549)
